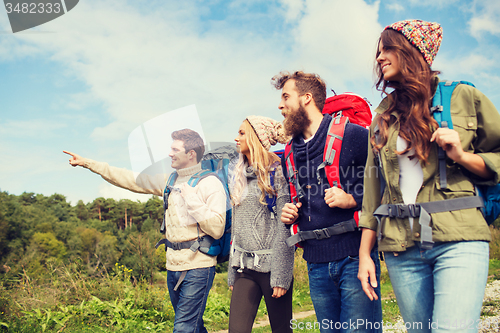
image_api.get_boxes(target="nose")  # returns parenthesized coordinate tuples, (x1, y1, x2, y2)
(278, 100, 284, 110)
(376, 51, 384, 64)
(168, 150, 174, 157)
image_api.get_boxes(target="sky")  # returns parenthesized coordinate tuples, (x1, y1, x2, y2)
(0, 0, 499, 205)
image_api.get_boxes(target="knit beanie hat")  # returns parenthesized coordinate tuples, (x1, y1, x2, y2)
(385, 19, 442, 66)
(246, 116, 289, 151)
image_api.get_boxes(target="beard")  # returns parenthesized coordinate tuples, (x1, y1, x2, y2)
(283, 104, 311, 138)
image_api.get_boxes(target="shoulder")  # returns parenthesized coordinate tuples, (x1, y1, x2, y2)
(345, 122, 369, 136)
(343, 122, 369, 148)
(197, 173, 226, 191)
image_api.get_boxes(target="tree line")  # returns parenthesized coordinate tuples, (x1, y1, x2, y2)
(0, 191, 167, 285)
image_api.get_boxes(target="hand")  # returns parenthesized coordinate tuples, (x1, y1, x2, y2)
(272, 287, 287, 298)
(358, 255, 379, 301)
(324, 187, 356, 209)
(180, 183, 196, 198)
(430, 128, 464, 163)
(281, 202, 302, 224)
(230, 286, 233, 292)
(63, 150, 85, 167)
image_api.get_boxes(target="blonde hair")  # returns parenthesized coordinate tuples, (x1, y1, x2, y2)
(232, 120, 280, 206)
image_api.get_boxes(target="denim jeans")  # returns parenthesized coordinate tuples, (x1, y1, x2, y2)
(307, 249, 382, 333)
(384, 241, 489, 333)
(167, 266, 216, 333)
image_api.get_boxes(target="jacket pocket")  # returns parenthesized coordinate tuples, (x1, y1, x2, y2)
(451, 115, 477, 152)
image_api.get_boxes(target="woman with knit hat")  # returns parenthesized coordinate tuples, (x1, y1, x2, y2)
(228, 116, 294, 333)
(358, 20, 500, 332)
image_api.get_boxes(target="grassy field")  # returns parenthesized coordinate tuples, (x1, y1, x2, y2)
(2, 245, 500, 332)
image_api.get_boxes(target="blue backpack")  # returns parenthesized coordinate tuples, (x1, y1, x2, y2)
(432, 80, 500, 225)
(155, 145, 237, 263)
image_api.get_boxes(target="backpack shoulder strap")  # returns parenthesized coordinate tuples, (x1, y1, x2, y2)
(284, 139, 304, 204)
(317, 116, 348, 188)
(187, 169, 217, 187)
(431, 80, 476, 189)
(160, 171, 178, 233)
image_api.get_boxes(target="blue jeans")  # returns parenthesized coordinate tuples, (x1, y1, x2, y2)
(384, 241, 489, 333)
(307, 250, 382, 333)
(167, 266, 216, 333)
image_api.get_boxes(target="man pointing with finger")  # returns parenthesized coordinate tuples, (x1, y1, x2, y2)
(272, 71, 382, 333)
(64, 128, 226, 333)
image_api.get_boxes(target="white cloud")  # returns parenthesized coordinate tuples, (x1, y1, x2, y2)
(280, 0, 306, 21)
(386, 3, 405, 12)
(407, 0, 459, 8)
(0, 119, 66, 138)
(288, 0, 382, 91)
(469, 0, 500, 38)
(8, 0, 285, 144)
(435, 53, 495, 77)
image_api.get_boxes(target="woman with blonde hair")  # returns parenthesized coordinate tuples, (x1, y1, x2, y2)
(228, 116, 294, 333)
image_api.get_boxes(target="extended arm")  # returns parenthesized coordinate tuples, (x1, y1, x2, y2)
(63, 150, 165, 196)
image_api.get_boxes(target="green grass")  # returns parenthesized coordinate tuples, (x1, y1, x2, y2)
(4, 239, 500, 333)
(489, 258, 500, 281)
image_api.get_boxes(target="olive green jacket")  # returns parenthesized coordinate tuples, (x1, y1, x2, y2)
(359, 81, 500, 252)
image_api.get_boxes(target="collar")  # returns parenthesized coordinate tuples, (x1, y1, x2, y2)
(176, 163, 202, 177)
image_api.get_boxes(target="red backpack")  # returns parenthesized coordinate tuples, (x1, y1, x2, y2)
(323, 93, 372, 128)
(284, 93, 372, 247)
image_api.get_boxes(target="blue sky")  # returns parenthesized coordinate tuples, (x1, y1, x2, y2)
(0, 0, 499, 204)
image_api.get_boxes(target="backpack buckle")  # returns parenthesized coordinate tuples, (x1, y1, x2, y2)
(313, 228, 331, 240)
(430, 105, 443, 114)
(387, 204, 421, 218)
(170, 242, 182, 250)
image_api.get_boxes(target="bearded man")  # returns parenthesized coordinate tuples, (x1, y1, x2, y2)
(272, 71, 382, 333)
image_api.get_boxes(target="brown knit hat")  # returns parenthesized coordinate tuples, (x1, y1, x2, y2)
(246, 116, 289, 151)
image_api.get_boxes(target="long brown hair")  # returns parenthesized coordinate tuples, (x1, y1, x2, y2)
(232, 120, 280, 206)
(372, 29, 440, 163)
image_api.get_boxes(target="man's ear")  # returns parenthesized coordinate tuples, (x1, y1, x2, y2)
(187, 150, 197, 161)
(302, 92, 313, 106)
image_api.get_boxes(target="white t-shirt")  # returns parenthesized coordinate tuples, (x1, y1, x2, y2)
(397, 136, 424, 231)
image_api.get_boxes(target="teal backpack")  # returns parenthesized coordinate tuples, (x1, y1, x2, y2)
(432, 80, 500, 225)
(155, 145, 237, 264)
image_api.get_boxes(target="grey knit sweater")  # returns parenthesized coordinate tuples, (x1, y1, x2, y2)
(227, 165, 294, 289)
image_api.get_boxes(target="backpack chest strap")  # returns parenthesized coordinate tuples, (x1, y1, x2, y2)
(285, 218, 358, 247)
(374, 196, 484, 250)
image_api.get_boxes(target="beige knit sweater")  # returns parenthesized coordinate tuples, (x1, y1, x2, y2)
(84, 159, 226, 271)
